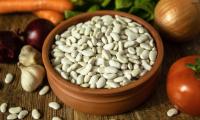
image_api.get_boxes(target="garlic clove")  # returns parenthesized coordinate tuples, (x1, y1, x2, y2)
(19, 45, 42, 66)
(19, 64, 45, 92)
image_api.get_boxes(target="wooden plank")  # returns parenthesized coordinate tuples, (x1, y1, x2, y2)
(0, 14, 200, 120)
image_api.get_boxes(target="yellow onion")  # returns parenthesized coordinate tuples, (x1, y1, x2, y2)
(154, 0, 200, 42)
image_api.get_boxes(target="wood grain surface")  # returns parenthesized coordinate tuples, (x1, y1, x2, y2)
(0, 13, 200, 120)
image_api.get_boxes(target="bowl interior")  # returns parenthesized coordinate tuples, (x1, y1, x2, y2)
(42, 10, 164, 94)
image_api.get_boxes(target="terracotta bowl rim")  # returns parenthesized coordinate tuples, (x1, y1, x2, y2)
(42, 10, 164, 95)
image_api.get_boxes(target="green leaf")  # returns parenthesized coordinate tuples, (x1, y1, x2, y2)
(196, 58, 200, 65)
(87, 5, 100, 12)
(101, 0, 111, 7)
(64, 11, 81, 19)
(115, 0, 133, 9)
(70, 0, 85, 6)
(86, 0, 104, 4)
(128, 0, 156, 21)
(186, 58, 200, 75)
(186, 64, 197, 71)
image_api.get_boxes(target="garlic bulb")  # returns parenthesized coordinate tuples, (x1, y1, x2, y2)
(19, 45, 41, 66)
(19, 64, 45, 92)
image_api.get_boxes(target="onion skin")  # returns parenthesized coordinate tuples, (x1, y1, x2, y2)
(24, 19, 54, 51)
(0, 31, 24, 63)
(154, 0, 200, 42)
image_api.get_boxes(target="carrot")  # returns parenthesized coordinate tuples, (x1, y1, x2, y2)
(0, 0, 73, 14)
(34, 10, 64, 25)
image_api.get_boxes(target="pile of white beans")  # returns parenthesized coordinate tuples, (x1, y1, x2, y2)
(50, 15, 157, 89)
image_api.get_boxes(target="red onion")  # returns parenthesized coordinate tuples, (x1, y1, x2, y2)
(0, 31, 24, 63)
(24, 19, 54, 51)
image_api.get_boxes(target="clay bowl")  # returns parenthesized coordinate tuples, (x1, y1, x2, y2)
(42, 10, 164, 115)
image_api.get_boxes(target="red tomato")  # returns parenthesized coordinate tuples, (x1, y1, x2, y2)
(167, 55, 200, 116)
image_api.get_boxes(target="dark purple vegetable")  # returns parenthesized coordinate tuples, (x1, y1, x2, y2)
(0, 31, 24, 63)
(24, 19, 54, 51)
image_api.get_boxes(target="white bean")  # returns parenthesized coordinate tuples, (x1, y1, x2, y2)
(132, 69, 141, 77)
(67, 63, 79, 72)
(118, 41, 123, 51)
(9, 107, 22, 114)
(103, 73, 117, 80)
(149, 50, 157, 61)
(140, 43, 151, 50)
(110, 32, 120, 41)
(80, 43, 88, 50)
(128, 63, 133, 70)
(96, 77, 106, 88)
(79, 64, 92, 75)
(140, 50, 150, 59)
(0, 103, 7, 113)
(5, 73, 14, 84)
(136, 47, 144, 56)
(128, 27, 138, 33)
(39, 85, 50, 96)
(140, 70, 147, 76)
(61, 57, 72, 65)
(75, 53, 82, 62)
(31, 109, 41, 119)
(62, 64, 69, 72)
(81, 83, 90, 88)
(103, 43, 114, 50)
(49, 102, 61, 110)
(104, 66, 118, 74)
(121, 64, 128, 70)
(84, 26, 91, 36)
(116, 52, 128, 63)
(124, 41, 136, 48)
(89, 75, 99, 88)
(125, 29, 138, 41)
(102, 50, 111, 60)
(106, 81, 119, 88)
(78, 36, 88, 45)
(120, 79, 132, 86)
(96, 58, 105, 66)
(114, 77, 127, 83)
(124, 70, 132, 80)
(7, 114, 18, 120)
(127, 47, 135, 54)
(18, 110, 28, 119)
(113, 21, 121, 33)
(84, 75, 91, 83)
(77, 75, 84, 85)
(167, 108, 178, 117)
(109, 60, 121, 69)
(136, 34, 148, 43)
(97, 67, 105, 73)
(88, 57, 96, 65)
(138, 27, 145, 34)
(70, 71, 78, 79)
(65, 53, 75, 62)
(81, 49, 94, 57)
(107, 36, 113, 43)
(142, 60, 152, 71)
(58, 45, 73, 53)
(101, 15, 113, 25)
(71, 31, 80, 39)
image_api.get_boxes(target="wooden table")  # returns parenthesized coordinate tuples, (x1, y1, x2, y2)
(0, 13, 200, 120)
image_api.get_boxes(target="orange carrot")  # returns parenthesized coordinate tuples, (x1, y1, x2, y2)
(34, 10, 64, 25)
(0, 0, 73, 14)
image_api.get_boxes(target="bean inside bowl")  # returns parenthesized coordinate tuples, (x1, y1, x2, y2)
(42, 10, 164, 115)
(50, 14, 158, 89)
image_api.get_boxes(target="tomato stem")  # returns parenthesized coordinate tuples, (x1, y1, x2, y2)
(186, 58, 200, 79)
